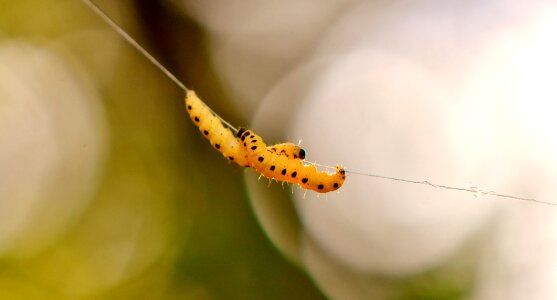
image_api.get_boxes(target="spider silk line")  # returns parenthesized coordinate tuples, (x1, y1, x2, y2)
(345, 169, 557, 206)
(307, 162, 555, 206)
(82, 0, 555, 207)
(82, 0, 239, 133)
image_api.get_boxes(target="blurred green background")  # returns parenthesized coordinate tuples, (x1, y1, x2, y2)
(0, 0, 325, 299)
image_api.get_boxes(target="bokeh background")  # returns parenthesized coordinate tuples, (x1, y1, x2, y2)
(1, 0, 557, 299)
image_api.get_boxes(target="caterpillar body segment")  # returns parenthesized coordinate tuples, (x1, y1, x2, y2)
(239, 129, 345, 193)
(268, 143, 305, 160)
(242, 131, 302, 184)
(185, 90, 249, 166)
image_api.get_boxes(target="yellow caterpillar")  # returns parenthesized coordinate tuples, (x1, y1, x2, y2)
(238, 128, 346, 193)
(185, 90, 345, 193)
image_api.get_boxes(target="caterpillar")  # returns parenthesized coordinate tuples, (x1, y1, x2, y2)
(238, 128, 346, 193)
(185, 90, 345, 192)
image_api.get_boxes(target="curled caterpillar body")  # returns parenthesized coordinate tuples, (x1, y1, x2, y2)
(239, 129, 345, 193)
(185, 90, 249, 166)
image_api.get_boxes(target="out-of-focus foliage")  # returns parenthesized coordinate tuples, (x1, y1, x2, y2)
(0, 0, 324, 299)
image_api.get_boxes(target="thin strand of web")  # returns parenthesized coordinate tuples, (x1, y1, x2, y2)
(82, 0, 239, 133)
(305, 161, 555, 206)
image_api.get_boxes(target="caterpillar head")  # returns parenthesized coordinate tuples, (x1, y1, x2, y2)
(298, 148, 306, 159)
